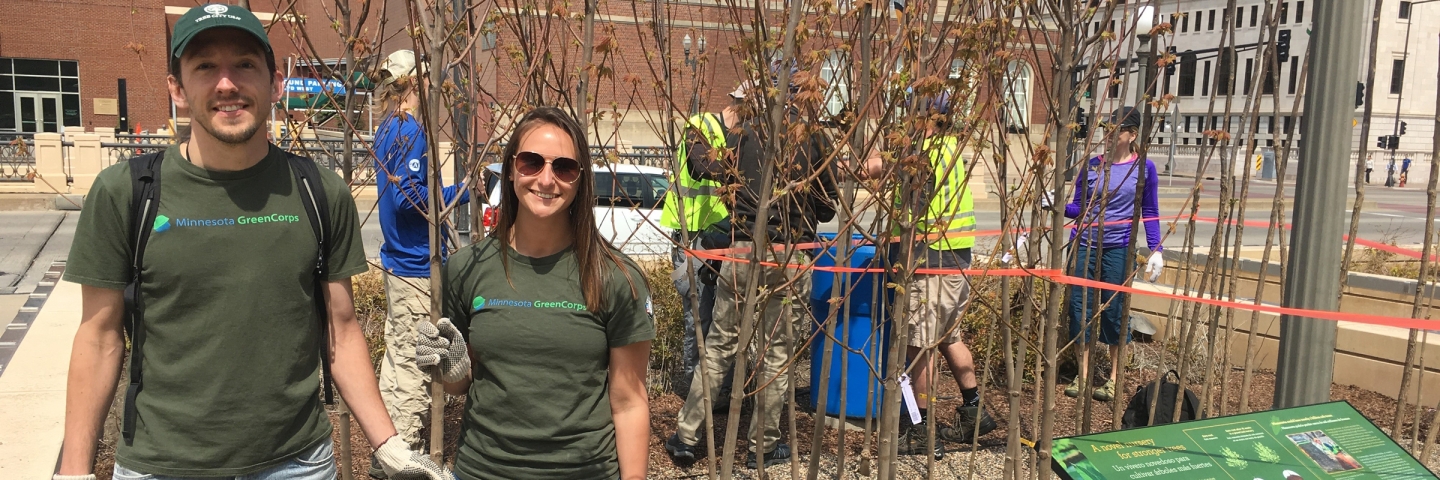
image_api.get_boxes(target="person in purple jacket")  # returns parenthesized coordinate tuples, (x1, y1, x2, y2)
(1059, 107, 1164, 402)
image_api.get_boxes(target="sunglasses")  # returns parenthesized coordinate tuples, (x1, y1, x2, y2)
(514, 151, 582, 184)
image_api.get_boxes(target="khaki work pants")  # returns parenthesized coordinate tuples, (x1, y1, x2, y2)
(675, 241, 810, 454)
(379, 272, 433, 447)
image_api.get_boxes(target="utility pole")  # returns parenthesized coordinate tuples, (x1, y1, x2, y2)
(1274, 0, 1366, 408)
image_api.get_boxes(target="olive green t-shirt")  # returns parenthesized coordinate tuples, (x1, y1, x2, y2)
(63, 145, 366, 476)
(443, 238, 654, 480)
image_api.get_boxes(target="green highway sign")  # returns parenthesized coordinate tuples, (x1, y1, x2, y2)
(1052, 401, 1436, 480)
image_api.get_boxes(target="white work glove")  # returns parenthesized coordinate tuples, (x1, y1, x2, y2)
(1001, 234, 1028, 264)
(1145, 251, 1165, 282)
(53, 475, 95, 480)
(416, 318, 471, 383)
(373, 435, 452, 480)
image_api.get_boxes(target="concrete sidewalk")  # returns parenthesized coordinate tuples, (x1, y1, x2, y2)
(0, 266, 77, 478)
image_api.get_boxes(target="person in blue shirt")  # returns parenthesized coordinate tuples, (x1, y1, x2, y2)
(369, 48, 469, 478)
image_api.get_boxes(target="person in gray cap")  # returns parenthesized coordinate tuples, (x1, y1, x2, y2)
(53, 4, 448, 480)
(1056, 106, 1164, 403)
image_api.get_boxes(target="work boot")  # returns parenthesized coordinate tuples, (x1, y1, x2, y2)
(941, 405, 998, 444)
(665, 433, 700, 464)
(368, 455, 388, 479)
(746, 443, 792, 469)
(897, 419, 946, 460)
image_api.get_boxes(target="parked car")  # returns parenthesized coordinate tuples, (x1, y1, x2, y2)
(482, 163, 674, 258)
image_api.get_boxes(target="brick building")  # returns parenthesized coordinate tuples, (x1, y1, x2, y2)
(0, 0, 1055, 148)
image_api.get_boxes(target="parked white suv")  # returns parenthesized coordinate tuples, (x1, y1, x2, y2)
(481, 163, 674, 258)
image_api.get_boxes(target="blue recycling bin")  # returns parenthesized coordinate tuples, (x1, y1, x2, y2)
(809, 233, 892, 419)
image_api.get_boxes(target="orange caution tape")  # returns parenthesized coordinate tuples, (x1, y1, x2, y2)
(684, 214, 1439, 330)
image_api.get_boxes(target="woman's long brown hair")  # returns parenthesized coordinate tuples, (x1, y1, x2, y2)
(490, 106, 637, 312)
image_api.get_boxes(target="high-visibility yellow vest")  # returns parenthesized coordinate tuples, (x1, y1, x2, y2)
(660, 113, 729, 231)
(893, 135, 976, 250)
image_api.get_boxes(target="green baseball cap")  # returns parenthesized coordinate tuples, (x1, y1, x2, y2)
(170, 3, 272, 59)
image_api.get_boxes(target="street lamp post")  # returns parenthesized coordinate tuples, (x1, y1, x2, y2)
(683, 34, 706, 116)
(1386, 0, 1437, 187)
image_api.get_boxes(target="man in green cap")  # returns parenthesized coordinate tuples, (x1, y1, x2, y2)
(53, 4, 449, 480)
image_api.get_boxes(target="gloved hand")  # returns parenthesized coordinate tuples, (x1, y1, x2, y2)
(1145, 251, 1165, 282)
(1039, 191, 1054, 209)
(53, 475, 95, 480)
(416, 318, 471, 383)
(1001, 234, 1028, 264)
(373, 435, 452, 480)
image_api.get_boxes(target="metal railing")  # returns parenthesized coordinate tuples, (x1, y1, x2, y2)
(103, 142, 170, 165)
(0, 135, 34, 182)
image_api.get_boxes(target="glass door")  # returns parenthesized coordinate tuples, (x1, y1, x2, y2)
(15, 93, 61, 133)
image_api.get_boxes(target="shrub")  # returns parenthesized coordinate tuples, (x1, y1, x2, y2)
(637, 259, 685, 396)
(352, 267, 388, 369)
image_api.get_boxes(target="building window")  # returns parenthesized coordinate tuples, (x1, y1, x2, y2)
(947, 58, 978, 115)
(1296, 2, 1305, 22)
(1244, 58, 1254, 94)
(1391, 59, 1406, 94)
(1263, 60, 1277, 95)
(1003, 60, 1031, 132)
(0, 58, 82, 133)
(1209, 9, 1216, 30)
(1163, 68, 1173, 95)
(1280, 2, 1289, 23)
(1216, 48, 1235, 95)
(1251, 6, 1259, 27)
(1401, 1, 1413, 19)
(1288, 56, 1299, 94)
(1179, 51, 1198, 96)
(1184, 115, 1192, 132)
(1202, 60, 1212, 96)
(1236, 6, 1244, 27)
(820, 50, 848, 118)
(1283, 115, 1293, 133)
(1182, 13, 1189, 33)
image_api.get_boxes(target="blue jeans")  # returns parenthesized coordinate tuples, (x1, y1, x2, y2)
(113, 440, 336, 480)
(1067, 244, 1130, 346)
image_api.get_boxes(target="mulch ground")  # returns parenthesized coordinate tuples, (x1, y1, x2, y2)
(90, 350, 1440, 479)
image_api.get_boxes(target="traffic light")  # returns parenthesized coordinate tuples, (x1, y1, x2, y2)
(1379, 135, 1388, 148)
(1389, 135, 1401, 150)
(1165, 46, 1177, 76)
(1076, 107, 1090, 138)
(1401, 121, 1408, 135)
(1356, 82, 1366, 108)
(1276, 29, 1292, 61)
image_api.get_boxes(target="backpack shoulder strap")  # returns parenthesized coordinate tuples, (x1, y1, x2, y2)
(121, 151, 165, 444)
(284, 151, 336, 405)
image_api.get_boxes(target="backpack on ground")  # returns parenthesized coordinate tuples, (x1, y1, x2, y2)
(1121, 370, 1202, 429)
(120, 150, 333, 444)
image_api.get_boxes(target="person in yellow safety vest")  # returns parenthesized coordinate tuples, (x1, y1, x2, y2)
(842, 91, 994, 459)
(660, 83, 744, 398)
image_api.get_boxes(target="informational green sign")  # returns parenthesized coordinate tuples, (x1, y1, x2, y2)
(1052, 401, 1436, 480)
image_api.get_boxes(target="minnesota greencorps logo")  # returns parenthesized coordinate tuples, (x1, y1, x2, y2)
(472, 294, 587, 312)
(153, 215, 171, 233)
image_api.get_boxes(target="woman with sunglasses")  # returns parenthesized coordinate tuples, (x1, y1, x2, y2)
(419, 106, 653, 480)
(1060, 106, 1164, 403)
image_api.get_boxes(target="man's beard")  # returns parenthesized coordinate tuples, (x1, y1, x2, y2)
(191, 95, 263, 144)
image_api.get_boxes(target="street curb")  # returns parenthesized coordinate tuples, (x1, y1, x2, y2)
(0, 194, 58, 212)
